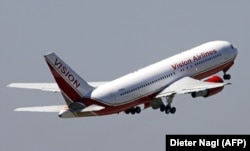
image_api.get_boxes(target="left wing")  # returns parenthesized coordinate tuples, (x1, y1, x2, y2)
(7, 82, 108, 93)
(156, 76, 230, 98)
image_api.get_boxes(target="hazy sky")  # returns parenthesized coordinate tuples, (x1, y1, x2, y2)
(1, 1, 249, 151)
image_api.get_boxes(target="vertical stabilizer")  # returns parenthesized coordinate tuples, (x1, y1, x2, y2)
(44, 52, 94, 102)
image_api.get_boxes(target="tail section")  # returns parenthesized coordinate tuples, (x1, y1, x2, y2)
(44, 52, 94, 103)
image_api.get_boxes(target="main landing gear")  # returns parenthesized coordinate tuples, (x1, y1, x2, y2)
(125, 106, 141, 115)
(160, 94, 176, 114)
(223, 70, 231, 80)
(160, 105, 176, 114)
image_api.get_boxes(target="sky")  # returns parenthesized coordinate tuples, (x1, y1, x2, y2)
(1, 0, 249, 151)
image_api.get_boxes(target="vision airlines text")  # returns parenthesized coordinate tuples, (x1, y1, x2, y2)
(171, 49, 216, 70)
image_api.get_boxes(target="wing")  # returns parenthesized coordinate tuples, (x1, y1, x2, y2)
(7, 82, 108, 93)
(156, 76, 230, 98)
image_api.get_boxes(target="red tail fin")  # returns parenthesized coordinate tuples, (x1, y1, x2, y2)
(44, 53, 94, 103)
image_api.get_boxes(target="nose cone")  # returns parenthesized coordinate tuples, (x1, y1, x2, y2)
(233, 47, 238, 57)
(235, 47, 238, 56)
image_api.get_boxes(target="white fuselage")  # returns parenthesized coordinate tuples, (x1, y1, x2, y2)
(89, 41, 237, 107)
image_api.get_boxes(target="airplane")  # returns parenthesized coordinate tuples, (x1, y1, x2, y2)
(7, 41, 238, 118)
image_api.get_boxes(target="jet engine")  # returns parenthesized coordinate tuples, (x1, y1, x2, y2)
(191, 75, 224, 98)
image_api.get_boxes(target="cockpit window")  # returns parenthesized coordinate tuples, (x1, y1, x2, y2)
(230, 44, 234, 49)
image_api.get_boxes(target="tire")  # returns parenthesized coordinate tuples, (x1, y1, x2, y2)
(131, 109, 135, 114)
(160, 105, 165, 112)
(125, 110, 130, 114)
(170, 107, 176, 114)
(135, 106, 141, 114)
(191, 92, 196, 98)
(165, 109, 170, 114)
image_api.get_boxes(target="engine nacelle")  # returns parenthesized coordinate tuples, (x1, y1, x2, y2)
(58, 109, 77, 118)
(205, 75, 224, 83)
(191, 89, 209, 98)
(191, 75, 224, 98)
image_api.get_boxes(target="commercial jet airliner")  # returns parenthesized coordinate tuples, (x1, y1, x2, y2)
(7, 41, 238, 118)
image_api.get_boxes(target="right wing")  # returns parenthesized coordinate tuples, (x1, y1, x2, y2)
(156, 76, 230, 98)
(7, 82, 108, 93)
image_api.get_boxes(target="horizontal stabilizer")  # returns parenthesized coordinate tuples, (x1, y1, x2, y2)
(14, 104, 105, 113)
(8, 83, 60, 92)
(7, 82, 107, 93)
(14, 105, 67, 112)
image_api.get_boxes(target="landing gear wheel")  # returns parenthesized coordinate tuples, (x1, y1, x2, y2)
(164, 105, 176, 114)
(165, 105, 171, 114)
(170, 107, 176, 114)
(223, 74, 231, 80)
(160, 105, 165, 112)
(131, 109, 135, 115)
(125, 110, 130, 114)
(165, 109, 170, 114)
(135, 106, 141, 114)
(125, 106, 141, 115)
(191, 92, 196, 98)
